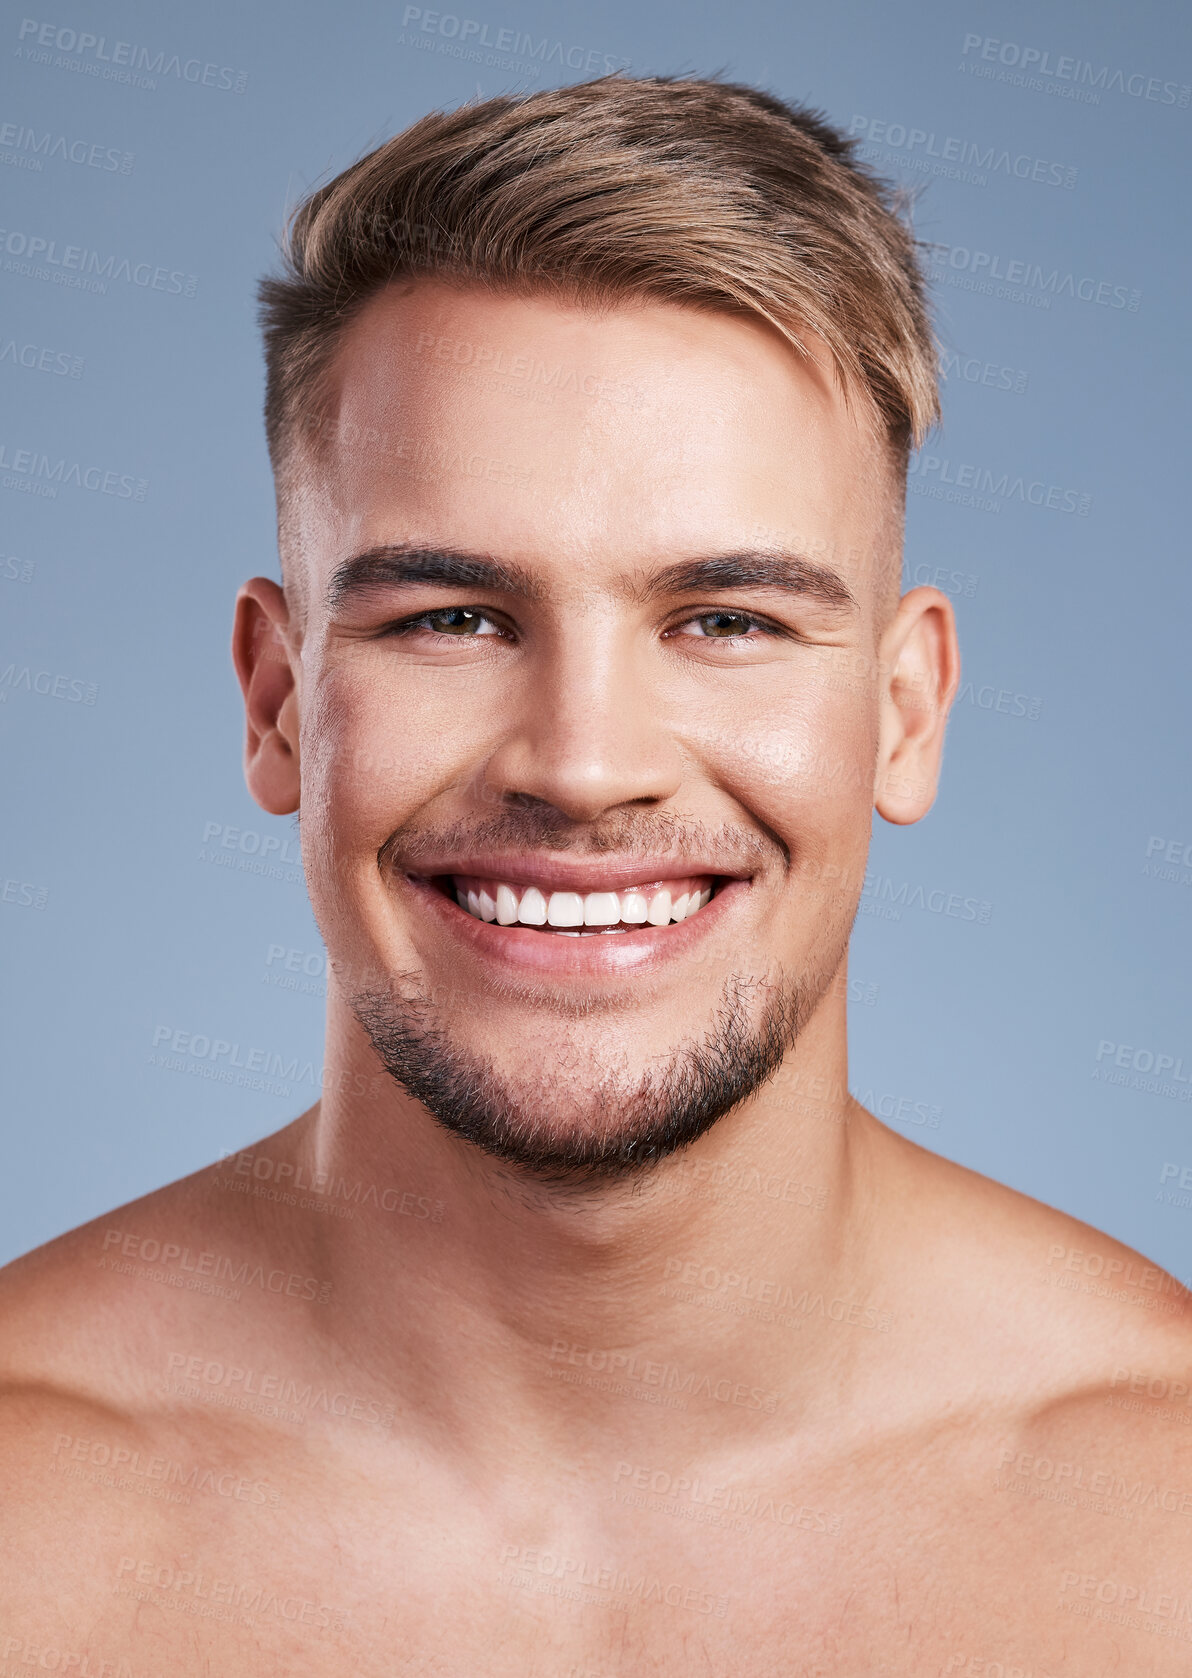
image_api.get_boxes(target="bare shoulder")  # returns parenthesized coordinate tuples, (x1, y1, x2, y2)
(987, 1189, 1192, 1661)
(861, 1128, 1192, 1665)
(0, 1117, 322, 1440)
(870, 1118, 1192, 1393)
(883, 1121, 1192, 1500)
(0, 1128, 324, 1648)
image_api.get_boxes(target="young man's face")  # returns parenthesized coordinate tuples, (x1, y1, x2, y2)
(239, 282, 954, 1177)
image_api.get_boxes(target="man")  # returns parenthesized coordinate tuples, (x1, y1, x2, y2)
(1, 75, 1189, 1675)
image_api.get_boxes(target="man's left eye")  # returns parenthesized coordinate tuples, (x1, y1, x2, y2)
(678, 612, 764, 639)
(403, 607, 502, 636)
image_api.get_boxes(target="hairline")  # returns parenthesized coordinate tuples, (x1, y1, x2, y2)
(274, 275, 909, 513)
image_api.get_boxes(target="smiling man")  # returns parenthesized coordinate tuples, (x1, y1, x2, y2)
(2, 75, 1191, 1676)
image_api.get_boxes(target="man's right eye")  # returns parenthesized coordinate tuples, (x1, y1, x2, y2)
(388, 607, 504, 637)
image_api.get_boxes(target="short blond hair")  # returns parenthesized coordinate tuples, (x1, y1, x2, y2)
(260, 74, 938, 485)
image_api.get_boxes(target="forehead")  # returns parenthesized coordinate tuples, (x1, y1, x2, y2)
(300, 281, 896, 602)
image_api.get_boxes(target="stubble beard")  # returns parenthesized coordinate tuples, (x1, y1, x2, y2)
(349, 965, 809, 1184)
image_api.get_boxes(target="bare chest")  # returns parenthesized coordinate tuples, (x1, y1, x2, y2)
(17, 1468, 1181, 1678)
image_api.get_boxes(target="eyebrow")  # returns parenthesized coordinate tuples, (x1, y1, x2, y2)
(326, 543, 857, 614)
(326, 546, 545, 610)
(632, 553, 857, 612)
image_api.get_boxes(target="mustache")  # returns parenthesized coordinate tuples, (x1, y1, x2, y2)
(378, 808, 783, 875)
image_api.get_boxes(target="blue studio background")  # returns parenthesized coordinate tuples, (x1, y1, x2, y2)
(2, 0, 1190, 1272)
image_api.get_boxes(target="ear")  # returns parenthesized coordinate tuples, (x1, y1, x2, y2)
(231, 578, 301, 816)
(873, 586, 961, 824)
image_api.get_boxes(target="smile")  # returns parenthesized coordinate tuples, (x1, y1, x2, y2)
(446, 874, 716, 934)
(398, 861, 748, 975)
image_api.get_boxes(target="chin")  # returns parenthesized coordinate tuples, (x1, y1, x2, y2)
(350, 968, 804, 1182)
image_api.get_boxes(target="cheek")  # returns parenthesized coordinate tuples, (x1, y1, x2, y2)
(689, 681, 879, 855)
(298, 664, 499, 859)
(298, 672, 421, 858)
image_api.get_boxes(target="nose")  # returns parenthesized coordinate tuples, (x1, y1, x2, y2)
(480, 630, 684, 823)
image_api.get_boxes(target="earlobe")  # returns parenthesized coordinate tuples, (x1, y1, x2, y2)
(873, 586, 961, 826)
(231, 578, 302, 816)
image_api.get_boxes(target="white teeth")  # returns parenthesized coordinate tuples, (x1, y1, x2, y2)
(454, 879, 715, 929)
(646, 890, 672, 927)
(621, 891, 648, 924)
(583, 892, 621, 927)
(546, 891, 584, 927)
(517, 886, 547, 926)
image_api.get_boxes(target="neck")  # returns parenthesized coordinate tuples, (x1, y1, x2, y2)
(267, 980, 895, 1470)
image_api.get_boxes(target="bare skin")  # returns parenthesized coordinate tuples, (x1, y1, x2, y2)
(2, 286, 1190, 1676)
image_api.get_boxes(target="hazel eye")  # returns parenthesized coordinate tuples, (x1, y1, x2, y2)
(681, 612, 762, 638)
(420, 607, 499, 636)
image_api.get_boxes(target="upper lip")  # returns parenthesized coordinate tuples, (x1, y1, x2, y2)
(398, 853, 754, 894)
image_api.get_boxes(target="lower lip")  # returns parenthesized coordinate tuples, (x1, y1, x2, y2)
(401, 876, 748, 975)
